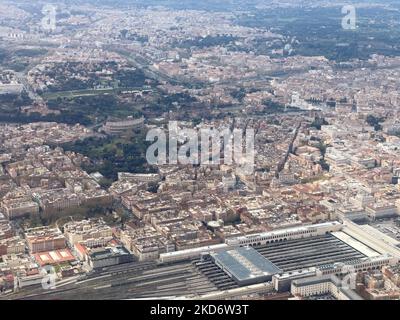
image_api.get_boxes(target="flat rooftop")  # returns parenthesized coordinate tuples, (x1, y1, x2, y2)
(211, 247, 281, 285)
(34, 249, 76, 266)
(89, 246, 131, 261)
(331, 231, 380, 257)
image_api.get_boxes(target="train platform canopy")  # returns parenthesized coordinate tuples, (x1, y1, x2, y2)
(210, 246, 282, 285)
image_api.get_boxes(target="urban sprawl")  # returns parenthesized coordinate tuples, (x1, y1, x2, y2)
(1, 0, 400, 301)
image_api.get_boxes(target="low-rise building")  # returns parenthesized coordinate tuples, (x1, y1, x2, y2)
(25, 226, 66, 253)
(291, 275, 363, 300)
(120, 226, 175, 261)
(366, 203, 398, 220)
(63, 218, 113, 247)
(87, 246, 133, 269)
(1, 200, 39, 220)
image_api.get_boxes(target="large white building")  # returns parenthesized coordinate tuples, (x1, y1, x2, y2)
(366, 203, 398, 220)
(225, 221, 342, 247)
(291, 275, 363, 300)
(63, 218, 113, 247)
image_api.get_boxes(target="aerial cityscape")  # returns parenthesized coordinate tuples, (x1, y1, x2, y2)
(1, 0, 400, 305)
